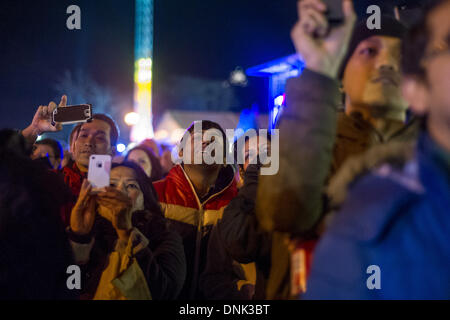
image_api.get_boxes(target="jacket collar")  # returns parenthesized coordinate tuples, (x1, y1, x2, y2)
(61, 161, 87, 196)
(337, 112, 419, 144)
(166, 164, 236, 207)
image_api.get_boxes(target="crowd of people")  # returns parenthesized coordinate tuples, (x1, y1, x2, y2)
(0, 0, 449, 300)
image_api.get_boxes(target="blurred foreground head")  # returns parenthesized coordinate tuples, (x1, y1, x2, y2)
(0, 129, 74, 299)
(401, 0, 450, 150)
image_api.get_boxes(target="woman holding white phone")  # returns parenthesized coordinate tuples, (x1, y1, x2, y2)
(67, 161, 186, 300)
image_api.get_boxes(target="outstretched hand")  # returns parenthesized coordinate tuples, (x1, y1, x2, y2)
(22, 95, 67, 143)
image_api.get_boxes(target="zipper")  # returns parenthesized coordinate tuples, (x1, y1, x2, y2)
(178, 165, 203, 298)
(178, 164, 234, 298)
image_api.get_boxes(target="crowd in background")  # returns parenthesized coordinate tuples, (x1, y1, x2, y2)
(0, 0, 449, 300)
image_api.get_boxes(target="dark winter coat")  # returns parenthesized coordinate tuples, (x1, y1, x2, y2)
(201, 164, 270, 299)
(255, 69, 419, 299)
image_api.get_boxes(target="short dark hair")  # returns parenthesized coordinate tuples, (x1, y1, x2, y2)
(91, 114, 119, 147)
(35, 138, 63, 160)
(69, 123, 82, 147)
(402, 0, 448, 80)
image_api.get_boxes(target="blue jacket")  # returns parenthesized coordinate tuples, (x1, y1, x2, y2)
(304, 133, 450, 299)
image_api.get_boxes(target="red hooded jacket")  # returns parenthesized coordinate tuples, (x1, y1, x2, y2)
(153, 164, 237, 299)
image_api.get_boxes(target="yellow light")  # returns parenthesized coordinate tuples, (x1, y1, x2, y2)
(131, 57, 154, 142)
(124, 112, 140, 126)
(135, 58, 152, 83)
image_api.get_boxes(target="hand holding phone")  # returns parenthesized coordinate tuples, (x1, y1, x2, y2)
(97, 187, 133, 234)
(22, 95, 67, 143)
(291, 0, 356, 79)
(70, 179, 97, 236)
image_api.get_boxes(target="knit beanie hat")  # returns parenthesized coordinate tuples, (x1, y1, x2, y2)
(339, 16, 407, 79)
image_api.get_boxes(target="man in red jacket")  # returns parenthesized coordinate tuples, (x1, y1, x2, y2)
(153, 120, 237, 299)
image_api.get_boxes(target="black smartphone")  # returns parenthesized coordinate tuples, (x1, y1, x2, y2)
(52, 104, 92, 126)
(323, 0, 345, 26)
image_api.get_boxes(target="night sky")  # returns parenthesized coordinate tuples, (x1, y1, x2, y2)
(0, 0, 400, 132)
(0, 0, 135, 131)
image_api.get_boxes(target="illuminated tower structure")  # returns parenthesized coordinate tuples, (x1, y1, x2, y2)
(131, 0, 154, 142)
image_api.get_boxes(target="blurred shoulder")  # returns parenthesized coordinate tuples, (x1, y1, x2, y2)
(327, 155, 425, 243)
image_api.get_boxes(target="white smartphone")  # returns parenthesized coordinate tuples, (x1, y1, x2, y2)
(88, 154, 111, 189)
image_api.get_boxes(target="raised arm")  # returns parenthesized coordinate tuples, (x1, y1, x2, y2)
(255, 0, 356, 235)
(21, 95, 66, 145)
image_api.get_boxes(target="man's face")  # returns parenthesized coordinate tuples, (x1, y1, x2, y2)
(73, 119, 113, 168)
(343, 35, 408, 117)
(181, 129, 224, 170)
(421, 1, 450, 129)
(31, 144, 59, 169)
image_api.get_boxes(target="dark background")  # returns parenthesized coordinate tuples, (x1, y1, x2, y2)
(0, 0, 424, 143)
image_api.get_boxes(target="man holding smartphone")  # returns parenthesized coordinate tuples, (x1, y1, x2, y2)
(21, 95, 67, 145)
(22, 97, 119, 225)
(252, 0, 419, 298)
(305, 0, 450, 298)
(60, 113, 119, 225)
